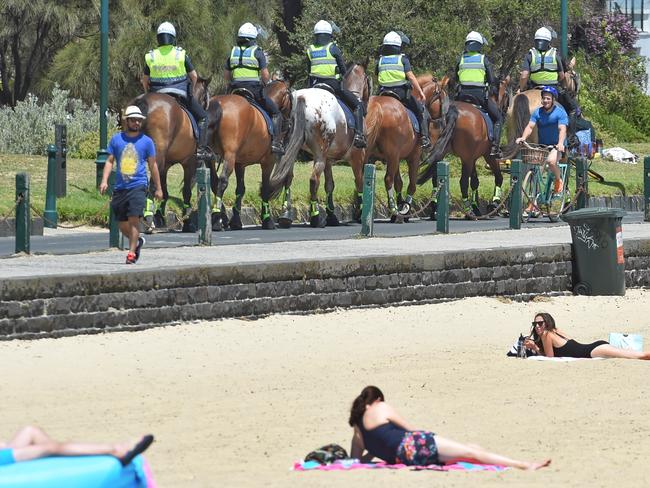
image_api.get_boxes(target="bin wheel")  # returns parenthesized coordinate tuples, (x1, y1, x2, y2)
(573, 282, 591, 295)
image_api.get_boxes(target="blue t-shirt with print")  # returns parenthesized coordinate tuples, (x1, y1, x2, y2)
(530, 104, 569, 146)
(108, 132, 156, 190)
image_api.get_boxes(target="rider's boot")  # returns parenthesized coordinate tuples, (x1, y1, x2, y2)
(271, 114, 285, 155)
(352, 105, 367, 148)
(419, 107, 432, 149)
(490, 122, 502, 157)
(196, 117, 214, 163)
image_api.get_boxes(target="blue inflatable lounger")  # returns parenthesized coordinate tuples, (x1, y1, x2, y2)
(0, 455, 156, 488)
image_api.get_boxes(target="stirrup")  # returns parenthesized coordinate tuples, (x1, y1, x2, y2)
(420, 136, 432, 149)
(489, 146, 502, 157)
(353, 133, 367, 148)
(271, 142, 285, 155)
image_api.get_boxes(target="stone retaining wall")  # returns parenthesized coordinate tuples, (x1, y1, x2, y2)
(1, 239, 649, 340)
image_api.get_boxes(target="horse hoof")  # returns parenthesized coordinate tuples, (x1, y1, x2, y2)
(182, 220, 196, 233)
(326, 212, 340, 227)
(486, 203, 497, 215)
(392, 214, 404, 224)
(261, 217, 276, 230)
(229, 214, 243, 231)
(278, 217, 292, 229)
(471, 205, 482, 217)
(464, 212, 477, 221)
(398, 203, 411, 216)
(211, 213, 223, 232)
(153, 211, 165, 229)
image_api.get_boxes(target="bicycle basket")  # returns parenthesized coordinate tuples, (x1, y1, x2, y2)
(521, 146, 549, 165)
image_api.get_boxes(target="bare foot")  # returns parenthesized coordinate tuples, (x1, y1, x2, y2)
(526, 459, 551, 471)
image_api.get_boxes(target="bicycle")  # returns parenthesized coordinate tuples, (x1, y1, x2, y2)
(518, 141, 571, 223)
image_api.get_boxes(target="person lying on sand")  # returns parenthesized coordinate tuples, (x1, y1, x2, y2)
(0, 426, 154, 467)
(525, 312, 650, 359)
(349, 386, 550, 470)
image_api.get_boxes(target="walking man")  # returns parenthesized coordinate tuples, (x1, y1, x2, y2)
(100, 106, 162, 264)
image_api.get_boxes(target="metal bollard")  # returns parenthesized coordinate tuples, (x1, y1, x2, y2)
(55, 124, 67, 197)
(575, 157, 589, 210)
(108, 170, 122, 249)
(436, 161, 449, 234)
(15, 173, 30, 254)
(360, 164, 376, 237)
(643, 156, 650, 222)
(509, 159, 523, 230)
(95, 149, 109, 190)
(44, 144, 58, 228)
(196, 165, 212, 245)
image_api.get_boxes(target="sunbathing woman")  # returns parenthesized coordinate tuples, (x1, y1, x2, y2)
(525, 312, 650, 359)
(349, 386, 551, 470)
(0, 426, 154, 467)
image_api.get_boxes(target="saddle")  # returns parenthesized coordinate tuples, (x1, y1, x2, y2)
(231, 87, 256, 100)
(379, 90, 401, 101)
(312, 83, 336, 95)
(230, 88, 273, 135)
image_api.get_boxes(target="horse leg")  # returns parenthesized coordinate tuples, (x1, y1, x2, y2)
(398, 156, 419, 222)
(181, 160, 197, 233)
(278, 170, 294, 229)
(260, 159, 276, 230)
(154, 163, 169, 229)
(470, 165, 481, 217)
(485, 155, 506, 217)
(395, 171, 404, 210)
(384, 158, 401, 223)
(324, 160, 340, 226)
(459, 162, 476, 220)
(229, 164, 245, 230)
(212, 155, 233, 231)
(309, 159, 326, 228)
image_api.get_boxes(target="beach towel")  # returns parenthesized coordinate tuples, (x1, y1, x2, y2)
(293, 459, 507, 472)
(608, 333, 643, 351)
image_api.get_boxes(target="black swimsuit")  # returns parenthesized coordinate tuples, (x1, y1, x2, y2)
(552, 336, 608, 358)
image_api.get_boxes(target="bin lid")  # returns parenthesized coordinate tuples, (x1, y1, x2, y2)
(561, 207, 626, 222)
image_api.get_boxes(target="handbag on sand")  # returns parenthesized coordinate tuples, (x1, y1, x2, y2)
(608, 333, 643, 351)
(304, 444, 349, 465)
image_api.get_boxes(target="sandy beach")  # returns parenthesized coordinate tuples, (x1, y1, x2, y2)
(1, 289, 649, 487)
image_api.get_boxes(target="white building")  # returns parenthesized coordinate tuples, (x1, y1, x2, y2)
(609, 0, 650, 93)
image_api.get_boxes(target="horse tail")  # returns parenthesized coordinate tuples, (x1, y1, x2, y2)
(365, 99, 382, 149)
(501, 93, 529, 158)
(207, 97, 222, 148)
(269, 93, 305, 199)
(417, 103, 459, 185)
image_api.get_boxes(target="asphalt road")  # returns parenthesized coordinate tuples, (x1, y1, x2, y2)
(0, 212, 646, 257)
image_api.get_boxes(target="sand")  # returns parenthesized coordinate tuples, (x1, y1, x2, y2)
(1, 290, 650, 487)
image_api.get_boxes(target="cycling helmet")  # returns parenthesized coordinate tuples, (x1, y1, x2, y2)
(540, 85, 558, 99)
(238, 22, 258, 39)
(382, 31, 402, 47)
(157, 22, 176, 46)
(314, 20, 333, 35)
(465, 31, 484, 52)
(534, 27, 552, 51)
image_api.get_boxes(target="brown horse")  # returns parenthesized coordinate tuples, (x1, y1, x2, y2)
(206, 80, 292, 231)
(563, 57, 579, 98)
(129, 77, 211, 231)
(357, 75, 449, 222)
(268, 62, 370, 228)
(417, 77, 511, 218)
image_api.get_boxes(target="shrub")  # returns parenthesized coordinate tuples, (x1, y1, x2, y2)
(0, 86, 116, 156)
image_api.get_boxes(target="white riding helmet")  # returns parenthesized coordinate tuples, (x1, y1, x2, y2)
(465, 31, 484, 45)
(124, 106, 146, 120)
(157, 22, 176, 37)
(382, 31, 402, 47)
(314, 20, 333, 35)
(238, 22, 258, 39)
(534, 27, 552, 41)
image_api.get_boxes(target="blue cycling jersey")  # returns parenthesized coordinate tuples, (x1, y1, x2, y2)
(530, 104, 568, 146)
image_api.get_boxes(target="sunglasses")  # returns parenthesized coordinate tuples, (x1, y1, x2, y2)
(532, 321, 545, 327)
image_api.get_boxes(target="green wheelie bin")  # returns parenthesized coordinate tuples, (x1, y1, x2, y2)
(561, 207, 626, 296)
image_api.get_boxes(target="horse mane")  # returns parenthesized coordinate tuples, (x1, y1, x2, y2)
(343, 57, 369, 77)
(501, 92, 531, 159)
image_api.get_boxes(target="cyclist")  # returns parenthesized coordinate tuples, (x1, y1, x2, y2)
(515, 85, 567, 195)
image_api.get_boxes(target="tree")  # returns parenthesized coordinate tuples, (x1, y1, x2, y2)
(0, 0, 93, 106)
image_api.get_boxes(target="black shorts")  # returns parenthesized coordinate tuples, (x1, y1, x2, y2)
(111, 186, 146, 221)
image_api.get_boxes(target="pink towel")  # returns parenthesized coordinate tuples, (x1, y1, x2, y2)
(293, 459, 507, 472)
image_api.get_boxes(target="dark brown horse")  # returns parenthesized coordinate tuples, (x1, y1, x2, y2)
(206, 80, 292, 231)
(129, 77, 211, 231)
(417, 77, 511, 218)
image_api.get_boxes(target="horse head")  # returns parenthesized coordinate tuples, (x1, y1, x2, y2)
(562, 57, 579, 97)
(343, 61, 371, 105)
(193, 76, 212, 109)
(265, 79, 292, 118)
(424, 75, 450, 122)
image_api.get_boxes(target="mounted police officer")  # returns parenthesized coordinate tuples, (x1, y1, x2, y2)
(306, 20, 367, 148)
(519, 26, 579, 147)
(142, 22, 210, 156)
(454, 31, 503, 157)
(376, 31, 431, 149)
(225, 22, 285, 155)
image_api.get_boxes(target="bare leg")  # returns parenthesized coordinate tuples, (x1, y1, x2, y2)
(118, 216, 140, 253)
(8, 425, 53, 448)
(591, 344, 650, 360)
(435, 435, 551, 471)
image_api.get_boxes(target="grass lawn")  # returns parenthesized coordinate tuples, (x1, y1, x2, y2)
(0, 148, 646, 225)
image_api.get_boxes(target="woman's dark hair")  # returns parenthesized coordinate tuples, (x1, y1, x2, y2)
(349, 386, 384, 427)
(531, 312, 556, 353)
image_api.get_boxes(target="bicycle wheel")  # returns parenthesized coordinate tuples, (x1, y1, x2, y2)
(547, 163, 570, 222)
(521, 169, 541, 223)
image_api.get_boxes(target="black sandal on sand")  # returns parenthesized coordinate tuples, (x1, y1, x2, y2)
(119, 434, 155, 466)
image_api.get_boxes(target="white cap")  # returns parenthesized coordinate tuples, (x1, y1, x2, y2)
(124, 106, 146, 120)
(465, 31, 484, 45)
(157, 22, 176, 37)
(314, 20, 333, 35)
(534, 27, 552, 41)
(382, 31, 402, 47)
(238, 22, 258, 39)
